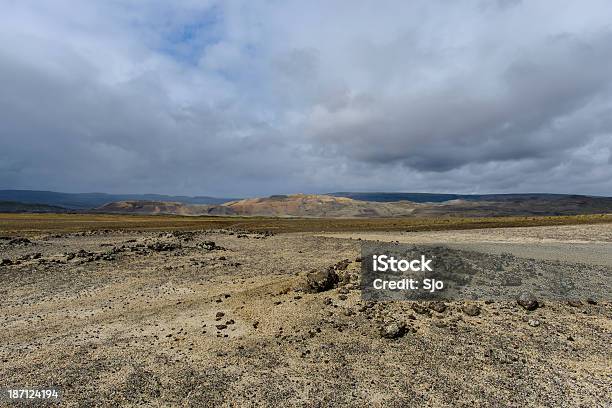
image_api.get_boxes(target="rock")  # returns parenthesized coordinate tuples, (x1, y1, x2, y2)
(338, 294, 348, 301)
(305, 267, 339, 293)
(462, 304, 480, 316)
(337, 287, 349, 295)
(147, 242, 180, 252)
(0, 259, 13, 266)
(517, 293, 539, 311)
(567, 299, 582, 307)
(215, 312, 225, 319)
(199, 241, 225, 251)
(429, 301, 447, 313)
(411, 303, 430, 315)
(380, 322, 407, 339)
(216, 324, 227, 330)
(8, 237, 32, 245)
(333, 259, 350, 271)
(528, 319, 540, 327)
(586, 298, 597, 305)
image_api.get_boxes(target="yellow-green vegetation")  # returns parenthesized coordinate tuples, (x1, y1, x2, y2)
(0, 213, 610, 235)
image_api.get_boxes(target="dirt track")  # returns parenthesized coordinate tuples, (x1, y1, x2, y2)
(1, 225, 611, 406)
(321, 224, 612, 267)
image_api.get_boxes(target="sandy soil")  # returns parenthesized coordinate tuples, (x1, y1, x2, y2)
(0, 225, 610, 407)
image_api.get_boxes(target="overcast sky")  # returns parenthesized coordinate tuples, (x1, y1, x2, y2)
(1, 0, 611, 197)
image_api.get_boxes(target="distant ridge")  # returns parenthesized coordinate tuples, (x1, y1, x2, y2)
(0, 200, 69, 213)
(328, 192, 600, 203)
(0, 190, 236, 209)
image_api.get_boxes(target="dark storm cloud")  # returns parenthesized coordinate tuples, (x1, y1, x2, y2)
(310, 31, 612, 173)
(0, 0, 611, 196)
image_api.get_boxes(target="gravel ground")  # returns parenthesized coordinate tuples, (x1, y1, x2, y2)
(0, 226, 610, 407)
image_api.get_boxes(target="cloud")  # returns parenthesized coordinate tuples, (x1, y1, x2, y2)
(0, 0, 611, 196)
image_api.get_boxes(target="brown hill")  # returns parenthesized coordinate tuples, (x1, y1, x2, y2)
(220, 194, 419, 217)
(96, 194, 612, 218)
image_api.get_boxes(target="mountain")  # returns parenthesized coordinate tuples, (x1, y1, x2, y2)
(329, 192, 578, 203)
(98, 201, 212, 216)
(218, 194, 420, 217)
(0, 190, 235, 209)
(0, 200, 69, 213)
(95, 193, 612, 218)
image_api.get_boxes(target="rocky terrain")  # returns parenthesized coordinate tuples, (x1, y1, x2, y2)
(0, 224, 610, 406)
(96, 193, 612, 218)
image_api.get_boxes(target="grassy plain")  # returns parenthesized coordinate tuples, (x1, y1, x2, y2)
(1, 212, 611, 235)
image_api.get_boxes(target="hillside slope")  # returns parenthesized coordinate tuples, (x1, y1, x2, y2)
(95, 193, 612, 218)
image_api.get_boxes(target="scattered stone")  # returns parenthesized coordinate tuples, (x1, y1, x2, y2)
(337, 287, 349, 295)
(199, 241, 225, 251)
(528, 319, 540, 327)
(462, 304, 480, 316)
(147, 241, 181, 252)
(8, 237, 32, 245)
(304, 267, 339, 293)
(333, 259, 350, 271)
(252, 321, 259, 329)
(411, 303, 430, 315)
(567, 300, 582, 307)
(517, 293, 539, 311)
(338, 294, 348, 301)
(380, 322, 407, 339)
(429, 301, 447, 313)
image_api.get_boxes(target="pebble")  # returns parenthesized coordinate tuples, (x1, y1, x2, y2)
(528, 319, 540, 327)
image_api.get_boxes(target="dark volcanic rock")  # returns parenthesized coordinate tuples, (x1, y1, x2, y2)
(198, 241, 225, 251)
(462, 304, 481, 316)
(147, 242, 181, 252)
(429, 301, 447, 313)
(380, 322, 407, 339)
(8, 237, 32, 245)
(305, 267, 339, 293)
(517, 293, 539, 311)
(411, 303, 430, 315)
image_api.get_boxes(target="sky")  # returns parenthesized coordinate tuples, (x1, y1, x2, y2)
(1, 0, 612, 197)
